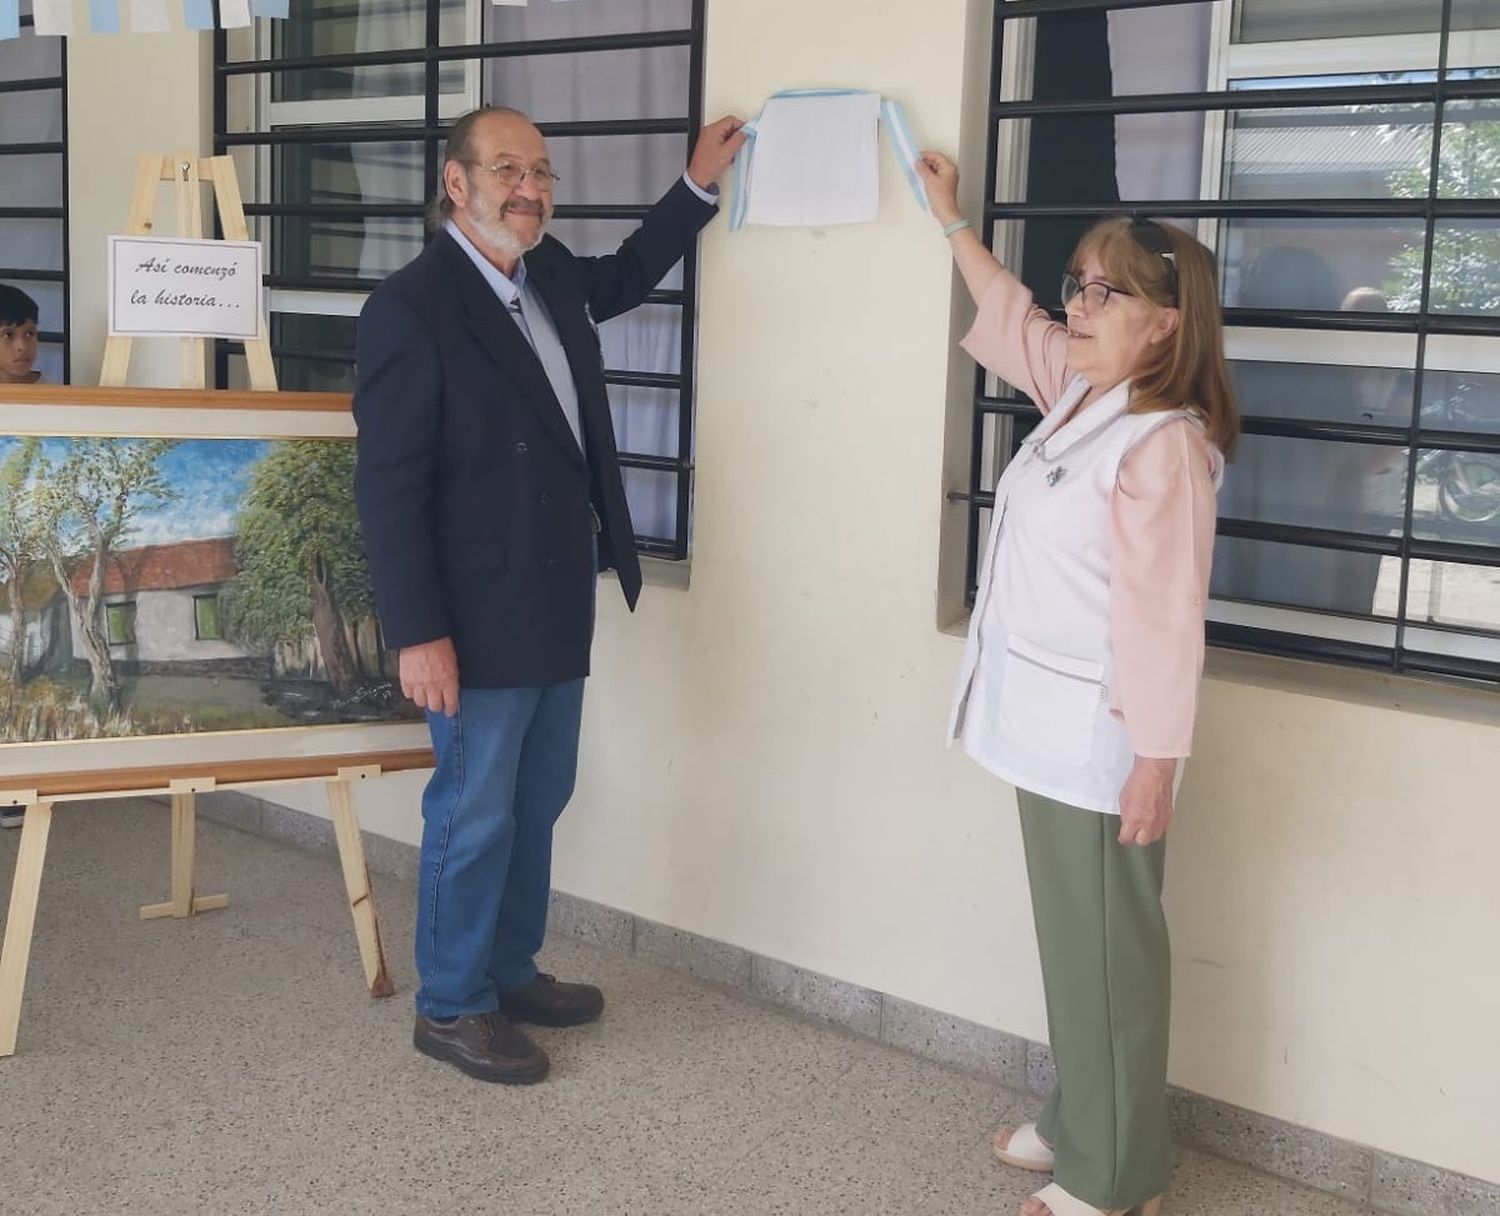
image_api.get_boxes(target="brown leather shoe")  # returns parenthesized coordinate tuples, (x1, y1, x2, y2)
(413, 1012, 550, 1084)
(496, 973, 604, 1028)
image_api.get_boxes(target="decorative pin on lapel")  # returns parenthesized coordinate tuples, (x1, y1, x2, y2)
(1046, 467, 1068, 487)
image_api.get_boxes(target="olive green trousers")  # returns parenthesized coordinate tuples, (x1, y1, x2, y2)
(1017, 789, 1174, 1212)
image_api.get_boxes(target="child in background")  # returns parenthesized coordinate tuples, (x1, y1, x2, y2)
(0, 284, 42, 386)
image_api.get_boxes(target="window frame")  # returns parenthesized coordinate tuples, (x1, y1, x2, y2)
(211, 0, 707, 561)
(105, 601, 138, 648)
(0, 5, 70, 383)
(193, 592, 223, 642)
(971, 0, 1500, 685)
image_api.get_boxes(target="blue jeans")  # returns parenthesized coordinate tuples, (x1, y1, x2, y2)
(414, 680, 586, 1019)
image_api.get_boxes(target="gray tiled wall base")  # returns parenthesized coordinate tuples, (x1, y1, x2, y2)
(202, 792, 1499, 1216)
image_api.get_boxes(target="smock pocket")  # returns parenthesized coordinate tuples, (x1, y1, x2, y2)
(997, 634, 1105, 768)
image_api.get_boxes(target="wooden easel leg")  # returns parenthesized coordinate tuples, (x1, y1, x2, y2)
(0, 801, 55, 1058)
(140, 788, 228, 921)
(209, 155, 279, 392)
(100, 153, 168, 389)
(326, 777, 395, 998)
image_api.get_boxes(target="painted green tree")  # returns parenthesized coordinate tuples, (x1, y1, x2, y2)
(221, 441, 374, 697)
(31, 439, 179, 714)
(0, 439, 44, 686)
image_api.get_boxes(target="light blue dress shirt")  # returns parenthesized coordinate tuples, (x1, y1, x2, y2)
(443, 174, 717, 460)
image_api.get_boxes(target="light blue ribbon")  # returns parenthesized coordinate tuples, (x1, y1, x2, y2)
(182, 0, 215, 28)
(88, 0, 120, 33)
(0, 0, 20, 40)
(729, 88, 928, 232)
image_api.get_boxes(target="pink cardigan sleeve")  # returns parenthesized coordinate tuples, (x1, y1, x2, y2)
(1109, 419, 1220, 759)
(959, 270, 1074, 413)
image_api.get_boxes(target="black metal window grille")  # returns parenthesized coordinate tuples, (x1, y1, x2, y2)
(0, 3, 69, 383)
(213, 0, 706, 560)
(971, 0, 1500, 684)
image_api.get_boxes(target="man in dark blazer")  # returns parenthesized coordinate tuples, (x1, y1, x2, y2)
(354, 105, 744, 1084)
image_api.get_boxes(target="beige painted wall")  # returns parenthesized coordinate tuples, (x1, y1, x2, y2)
(62, 0, 1500, 1186)
(66, 24, 213, 389)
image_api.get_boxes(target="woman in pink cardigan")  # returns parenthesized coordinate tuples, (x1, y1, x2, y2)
(918, 151, 1239, 1216)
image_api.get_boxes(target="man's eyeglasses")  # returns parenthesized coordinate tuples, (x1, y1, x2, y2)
(466, 160, 562, 191)
(1061, 274, 1131, 317)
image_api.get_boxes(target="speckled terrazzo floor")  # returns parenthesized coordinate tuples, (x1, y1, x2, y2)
(1, 801, 1378, 1216)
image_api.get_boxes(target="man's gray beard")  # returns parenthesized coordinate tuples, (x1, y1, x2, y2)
(471, 207, 546, 260)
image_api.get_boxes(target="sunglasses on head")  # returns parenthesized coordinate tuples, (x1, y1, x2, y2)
(1128, 215, 1179, 303)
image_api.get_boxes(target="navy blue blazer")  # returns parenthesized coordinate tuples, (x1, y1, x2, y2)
(353, 177, 717, 688)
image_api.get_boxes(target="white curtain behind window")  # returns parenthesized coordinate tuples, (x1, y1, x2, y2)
(1106, 5, 1211, 204)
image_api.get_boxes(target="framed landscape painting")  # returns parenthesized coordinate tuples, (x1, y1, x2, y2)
(0, 386, 429, 789)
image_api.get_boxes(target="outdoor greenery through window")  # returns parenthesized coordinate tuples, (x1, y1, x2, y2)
(976, 0, 1500, 682)
(215, 0, 706, 560)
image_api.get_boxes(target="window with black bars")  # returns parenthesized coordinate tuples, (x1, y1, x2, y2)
(969, 0, 1500, 684)
(0, 1, 69, 383)
(213, 0, 705, 560)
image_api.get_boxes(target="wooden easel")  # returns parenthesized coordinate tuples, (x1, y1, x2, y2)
(0, 751, 432, 1058)
(99, 150, 278, 393)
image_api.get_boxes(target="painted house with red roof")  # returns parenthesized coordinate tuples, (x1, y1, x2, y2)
(63, 537, 266, 676)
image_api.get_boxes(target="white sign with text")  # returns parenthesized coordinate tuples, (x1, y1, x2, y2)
(108, 236, 264, 341)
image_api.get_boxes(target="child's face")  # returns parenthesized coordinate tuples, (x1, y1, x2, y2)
(0, 319, 39, 383)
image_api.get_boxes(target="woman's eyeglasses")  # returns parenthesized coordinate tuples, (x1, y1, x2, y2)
(1061, 274, 1131, 316)
(1061, 218, 1181, 316)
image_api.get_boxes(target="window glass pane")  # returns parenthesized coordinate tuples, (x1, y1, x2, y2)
(195, 596, 223, 641)
(1224, 104, 1435, 201)
(0, 33, 60, 81)
(271, 216, 423, 280)
(485, 47, 690, 123)
(1412, 447, 1500, 542)
(1422, 366, 1500, 433)
(0, 220, 63, 272)
(1405, 560, 1500, 633)
(542, 134, 692, 207)
(0, 154, 63, 209)
(608, 386, 680, 460)
(32, 340, 63, 384)
(1220, 434, 1410, 534)
(599, 303, 681, 376)
(545, 218, 685, 290)
(270, 0, 464, 100)
(623, 466, 679, 546)
(1438, 100, 1500, 198)
(1222, 219, 1430, 312)
(996, 116, 1208, 204)
(1424, 222, 1500, 313)
(1234, 0, 1500, 42)
(272, 314, 356, 391)
(1232, 360, 1415, 426)
(0, 88, 61, 141)
(482, 0, 693, 42)
(266, 140, 425, 208)
(1211, 535, 1401, 618)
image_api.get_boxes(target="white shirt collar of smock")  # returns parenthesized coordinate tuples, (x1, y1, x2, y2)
(445, 219, 527, 308)
(1028, 377, 1134, 460)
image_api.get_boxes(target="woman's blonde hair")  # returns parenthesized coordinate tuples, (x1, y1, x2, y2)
(1068, 217, 1240, 457)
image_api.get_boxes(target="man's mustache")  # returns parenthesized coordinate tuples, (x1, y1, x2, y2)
(502, 200, 546, 218)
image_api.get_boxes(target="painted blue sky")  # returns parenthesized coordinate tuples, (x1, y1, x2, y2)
(0, 437, 272, 549)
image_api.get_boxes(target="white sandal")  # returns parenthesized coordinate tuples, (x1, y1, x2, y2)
(993, 1122, 1055, 1172)
(1028, 1181, 1163, 1216)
